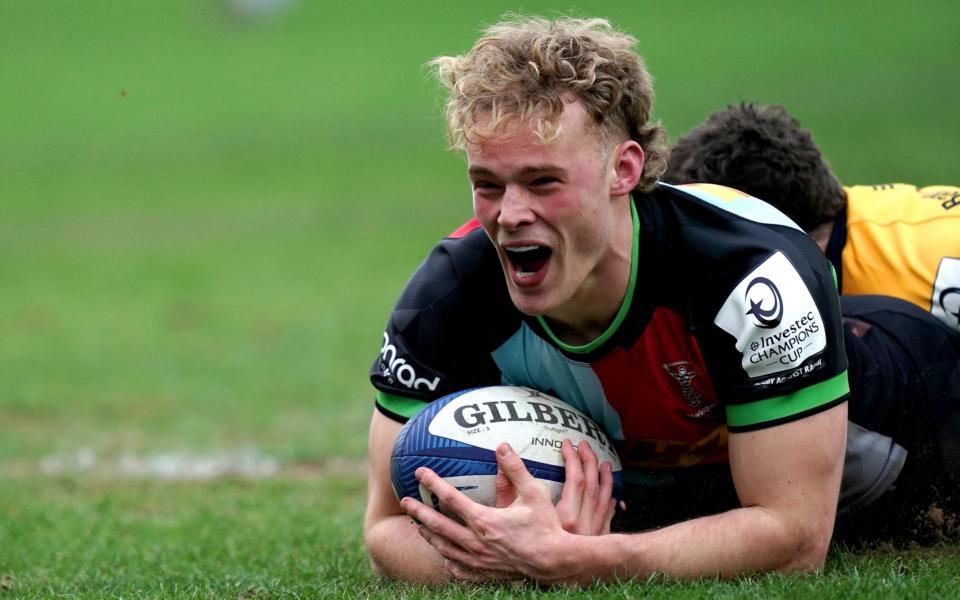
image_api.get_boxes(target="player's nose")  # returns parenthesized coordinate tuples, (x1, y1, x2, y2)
(498, 186, 535, 230)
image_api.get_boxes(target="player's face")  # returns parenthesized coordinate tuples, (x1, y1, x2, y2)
(467, 101, 629, 323)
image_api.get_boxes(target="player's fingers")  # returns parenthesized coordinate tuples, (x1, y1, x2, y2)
(420, 527, 484, 568)
(418, 525, 468, 560)
(494, 443, 537, 492)
(495, 467, 518, 508)
(445, 558, 517, 583)
(601, 497, 616, 535)
(446, 559, 486, 583)
(413, 466, 481, 526)
(556, 439, 584, 529)
(424, 528, 518, 575)
(578, 441, 600, 502)
(597, 460, 613, 507)
(590, 460, 614, 533)
(403, 470, 482, 545)
(575, 440, 600, 532)
(401, 496, 473, 547)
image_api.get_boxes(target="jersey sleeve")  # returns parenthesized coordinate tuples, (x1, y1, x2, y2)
(672, 184, 850, 432)
(369, 229, 514, 423)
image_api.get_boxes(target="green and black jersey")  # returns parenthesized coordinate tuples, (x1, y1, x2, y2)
(371, 183, 849, 470)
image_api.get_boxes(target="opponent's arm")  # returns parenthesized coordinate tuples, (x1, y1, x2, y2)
(406, 401, 847, 585)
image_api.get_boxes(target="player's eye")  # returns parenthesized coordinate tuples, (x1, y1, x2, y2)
(530, 176, 560, 190)
(472, 180, 502, 192)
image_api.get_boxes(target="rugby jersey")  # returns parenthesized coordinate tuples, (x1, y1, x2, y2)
(827, 184, 960, 331)
(371, 183, 849, 470)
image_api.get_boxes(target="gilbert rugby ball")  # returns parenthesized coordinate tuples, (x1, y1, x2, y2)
(390, 386, 622, 512)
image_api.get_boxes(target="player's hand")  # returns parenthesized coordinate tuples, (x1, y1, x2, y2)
(494, 458, 518, 508)
(555, 439, 617, 535)
(401, 493, 526, 583)
(400, 480, 527, 582)
(402, 443, 585, 585)
(494, 438, 617, 533)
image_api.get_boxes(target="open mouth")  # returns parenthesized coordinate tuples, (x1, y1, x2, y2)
(504, 245, 552, 278)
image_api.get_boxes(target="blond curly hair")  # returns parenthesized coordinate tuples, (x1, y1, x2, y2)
(430, 16, 668, 192)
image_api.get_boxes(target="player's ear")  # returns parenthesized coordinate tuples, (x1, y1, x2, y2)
(610, 140, 644, 196)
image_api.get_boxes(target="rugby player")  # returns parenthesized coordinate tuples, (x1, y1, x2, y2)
(364, 16, 851, 585)
(664, 102, 960, 332)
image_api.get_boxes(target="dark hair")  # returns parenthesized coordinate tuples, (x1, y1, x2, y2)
(663, 102, 846, 231)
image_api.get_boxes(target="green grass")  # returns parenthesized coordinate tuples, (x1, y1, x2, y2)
(1, 0, 959, 597)
(4, 475, 960, 598)
(1, 474, 369, 598)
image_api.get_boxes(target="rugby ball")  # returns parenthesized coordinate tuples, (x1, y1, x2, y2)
(390, 386, 622, 512)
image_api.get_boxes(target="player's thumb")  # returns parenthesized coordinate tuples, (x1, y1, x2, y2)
(495, 443, 534, 490)
(494, 468, 517, 507)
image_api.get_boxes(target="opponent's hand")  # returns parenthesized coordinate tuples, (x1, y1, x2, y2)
(555, 439, 617, 535)
(401, 443, 580, 585)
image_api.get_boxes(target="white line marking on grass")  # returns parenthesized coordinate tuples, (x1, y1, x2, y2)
(39, 447, 279, 480)
(115, 450, 280, 480)
(28, 448, 368, 480)
(39, 447, 98, 475)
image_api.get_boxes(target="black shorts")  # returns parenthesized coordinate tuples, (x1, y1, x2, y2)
(611, 463, 739, 533)
(841, 295, 960, 452)
(836, 295, 960, 545)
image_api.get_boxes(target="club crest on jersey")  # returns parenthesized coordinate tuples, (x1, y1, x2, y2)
(714, 252, 827, 379)
(931, 258, 960, 330)
(662, 361, 715, 418)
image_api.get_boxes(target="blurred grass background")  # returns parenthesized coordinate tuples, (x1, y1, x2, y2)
(0, 0, 958, 596)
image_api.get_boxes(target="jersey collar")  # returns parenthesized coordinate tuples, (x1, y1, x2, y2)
(536, 199, 641, 354)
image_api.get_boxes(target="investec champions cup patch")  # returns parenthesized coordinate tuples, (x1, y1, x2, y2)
(714, 252, 827, 379)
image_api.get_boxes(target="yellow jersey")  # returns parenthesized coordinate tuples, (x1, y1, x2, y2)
(825, 184, 960, 331)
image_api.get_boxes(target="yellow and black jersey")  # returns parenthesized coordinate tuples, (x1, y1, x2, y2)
(825, 184, 960, 331)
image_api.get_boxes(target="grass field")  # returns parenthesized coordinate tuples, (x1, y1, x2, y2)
(1, 0, 958, 597)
